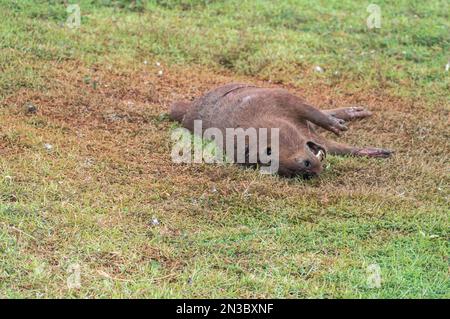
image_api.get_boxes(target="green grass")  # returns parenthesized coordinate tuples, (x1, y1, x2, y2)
(0, 0, 448, 298)
(1, 0, 449, 101)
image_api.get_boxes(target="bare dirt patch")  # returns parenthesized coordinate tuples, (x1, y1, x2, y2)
(0, 60, 448, 232)
(2, 61, 448, 203)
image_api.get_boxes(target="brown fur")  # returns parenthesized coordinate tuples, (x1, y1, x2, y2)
(170, 83, 392, 178)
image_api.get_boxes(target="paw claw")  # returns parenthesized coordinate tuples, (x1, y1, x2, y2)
(329, 116, 347, 135)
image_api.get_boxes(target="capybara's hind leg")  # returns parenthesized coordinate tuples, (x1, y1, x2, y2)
(169, 101, 192, 122)
(322, 140, 393, 158)
(277, 91, 348, 135)
(325, 106, 372, 121)
(308, 107, 372, 132)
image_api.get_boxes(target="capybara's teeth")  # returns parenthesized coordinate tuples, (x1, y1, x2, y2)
(316, 150, 324, 161)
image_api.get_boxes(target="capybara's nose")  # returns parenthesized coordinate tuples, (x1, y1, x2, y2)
(294, 156, 323, 175)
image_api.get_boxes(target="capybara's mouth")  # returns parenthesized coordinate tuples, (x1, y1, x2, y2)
(306, 141, 326, 162)
(302, 172, 318, 180)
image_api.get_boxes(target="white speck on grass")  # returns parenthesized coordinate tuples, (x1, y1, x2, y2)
(151, 217, 160, 226)
(156, 61, 161, 67)
(83, 158, 95, 167)
(314, 66, 324, 73)
(445, 61, 450, 72)
(158, 70, 163, 76)
(143, 60, 148, 65)
(420, 231, 440, 239)
(44, 143, 53, 151)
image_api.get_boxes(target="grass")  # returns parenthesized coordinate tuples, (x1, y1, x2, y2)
(0, 0, 448, 298)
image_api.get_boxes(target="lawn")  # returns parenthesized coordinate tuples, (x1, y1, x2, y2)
(0, 0, 448, 298)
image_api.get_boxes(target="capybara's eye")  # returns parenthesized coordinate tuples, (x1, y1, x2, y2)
(303, 160, 312, 168)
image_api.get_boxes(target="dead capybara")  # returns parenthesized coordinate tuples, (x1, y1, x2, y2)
(170, 83, 392, 178)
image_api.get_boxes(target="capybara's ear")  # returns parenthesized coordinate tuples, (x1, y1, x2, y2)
(169, 101, 192, 122)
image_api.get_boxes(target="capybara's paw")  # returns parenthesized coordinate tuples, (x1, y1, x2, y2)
(330, 106, 373, 121)
(345, 106, 373, 119)
(328, 116, 348, 135)
(354, 148, 393, 158)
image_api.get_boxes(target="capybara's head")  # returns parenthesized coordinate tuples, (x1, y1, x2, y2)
(278, 140, 326, 178)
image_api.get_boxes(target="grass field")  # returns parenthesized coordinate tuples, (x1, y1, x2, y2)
(0, 0, 448, 298)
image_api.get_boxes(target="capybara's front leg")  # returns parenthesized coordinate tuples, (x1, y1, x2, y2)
(323, 140, 393, 158)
